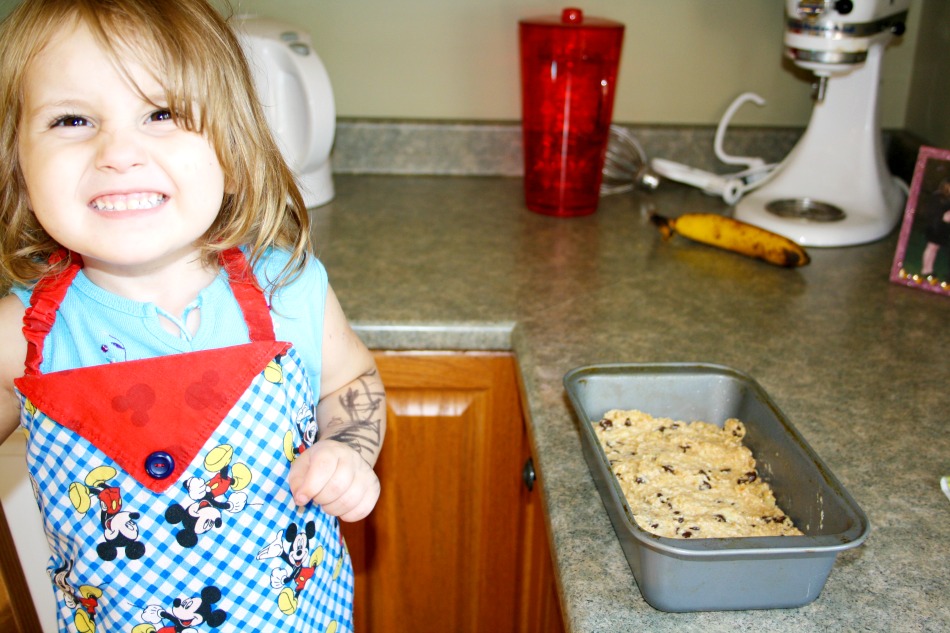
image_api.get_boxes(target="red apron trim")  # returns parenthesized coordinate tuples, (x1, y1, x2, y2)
(22, 250, 82, 376)
(219, 247, 275, 343)
(15, 340, 290, 493)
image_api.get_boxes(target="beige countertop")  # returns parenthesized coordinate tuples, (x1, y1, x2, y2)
(317, 174, 949, 632)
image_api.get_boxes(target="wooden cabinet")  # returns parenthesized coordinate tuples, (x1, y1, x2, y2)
(340, 352, 564, 633)
(0, 502, 41, 633)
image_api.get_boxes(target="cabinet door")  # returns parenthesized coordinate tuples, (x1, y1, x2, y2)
(0, 502, 42, 633)
(516, 457, 565, 633)
(341, 352, 561, 633)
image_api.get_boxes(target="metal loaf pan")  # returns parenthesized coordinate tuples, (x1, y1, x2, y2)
(564, 363, 869, 612)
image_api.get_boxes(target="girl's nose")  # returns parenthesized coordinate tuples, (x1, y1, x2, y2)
(95, 127, 146, 172)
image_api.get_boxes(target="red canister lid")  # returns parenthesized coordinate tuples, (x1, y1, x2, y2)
(519, 7, 623, 29)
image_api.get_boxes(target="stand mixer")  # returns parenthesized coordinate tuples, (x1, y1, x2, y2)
(734, 0, 910, 247)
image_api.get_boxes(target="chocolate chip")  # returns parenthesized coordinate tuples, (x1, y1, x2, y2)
(737, 471, 757, 484)
(662, 465, 675, 474)
(714, 514, 726, 522)
(598, 419, 613, 430)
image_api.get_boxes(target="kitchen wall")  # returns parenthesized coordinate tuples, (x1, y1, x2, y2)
(0, 0, 945, 146)
(207, 0, 944, 145)
(904, 0, 950, 147)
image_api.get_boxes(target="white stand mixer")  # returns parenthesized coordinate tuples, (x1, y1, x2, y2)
(734, 0, 910, 247)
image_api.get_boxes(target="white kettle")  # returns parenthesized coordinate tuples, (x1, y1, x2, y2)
(236, 16, 336, 208)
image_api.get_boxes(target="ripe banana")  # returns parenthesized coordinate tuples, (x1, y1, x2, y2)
(650, 213, 810, 267)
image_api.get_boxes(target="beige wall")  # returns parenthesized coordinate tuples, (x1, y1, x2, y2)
(904, 0, 950, 147)
(215, 0, 922, 129)
(1, 0, 946, 145)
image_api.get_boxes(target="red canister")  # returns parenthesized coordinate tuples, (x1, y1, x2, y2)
(519, 8, 624, 217)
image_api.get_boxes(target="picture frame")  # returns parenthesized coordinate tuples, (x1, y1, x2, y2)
(890, 145, 950, 297)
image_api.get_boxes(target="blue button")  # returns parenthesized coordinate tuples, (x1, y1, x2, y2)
(145, 451, 175, 479)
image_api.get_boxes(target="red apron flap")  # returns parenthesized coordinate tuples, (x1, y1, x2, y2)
(15, 340, 290, 493)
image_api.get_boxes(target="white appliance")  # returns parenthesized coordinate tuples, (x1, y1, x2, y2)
(236, 16, 336, 208)
(734, 0, 910, 247)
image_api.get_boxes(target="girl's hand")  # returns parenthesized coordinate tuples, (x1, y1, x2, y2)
(288, 439, 381, 522)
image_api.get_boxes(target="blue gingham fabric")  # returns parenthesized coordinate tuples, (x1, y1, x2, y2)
(18, 346, 353, 633)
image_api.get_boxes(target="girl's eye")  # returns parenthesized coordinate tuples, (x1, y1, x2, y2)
(149, 109, 174, 123)
(51, 115, 90, 128)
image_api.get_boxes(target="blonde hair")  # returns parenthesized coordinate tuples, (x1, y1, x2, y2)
(0, 0, 310, 291)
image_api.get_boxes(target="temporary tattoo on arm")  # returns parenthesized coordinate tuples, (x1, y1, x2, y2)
(322, 369, 384, 458)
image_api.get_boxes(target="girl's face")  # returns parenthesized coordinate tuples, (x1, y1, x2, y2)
(16, 21, 225, 282)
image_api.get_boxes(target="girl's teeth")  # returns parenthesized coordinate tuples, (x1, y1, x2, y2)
(92, 193, 165, 211)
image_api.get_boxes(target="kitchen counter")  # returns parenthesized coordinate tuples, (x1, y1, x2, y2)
(318, 174, 948, 632)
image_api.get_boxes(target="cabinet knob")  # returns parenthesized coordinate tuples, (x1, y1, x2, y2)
(522, 457, 536, 491)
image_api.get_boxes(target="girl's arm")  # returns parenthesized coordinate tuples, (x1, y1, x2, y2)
(0, 294, 27, 444)
(288, 285, 386, 522)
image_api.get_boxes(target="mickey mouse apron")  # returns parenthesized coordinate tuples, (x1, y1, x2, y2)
(14, 249, 353, 633)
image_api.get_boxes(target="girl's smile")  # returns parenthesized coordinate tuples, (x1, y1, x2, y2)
(17, 19, 225, 303)
(89, 192, 168, 213)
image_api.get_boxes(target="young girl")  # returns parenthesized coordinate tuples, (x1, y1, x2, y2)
(0, 1, 385, 631)
(921, 178, 950, 279)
